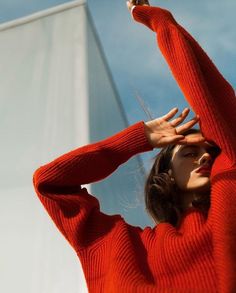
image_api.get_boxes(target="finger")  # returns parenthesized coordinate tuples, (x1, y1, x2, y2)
(138, 0, 150, 5)
(161, 107, 179, 121)
(176, 116, 199, 134)
(175, 135, 206, 145)
(128, 0, 150, 5)
(170, 108, 190, 127)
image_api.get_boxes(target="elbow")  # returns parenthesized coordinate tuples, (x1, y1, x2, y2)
(33, 168, 82, 196)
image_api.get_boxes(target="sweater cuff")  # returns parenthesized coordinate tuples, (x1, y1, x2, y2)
(132, 6, 176, 32)
(100, 121, 153, 160)
(131, 5, 136, 17)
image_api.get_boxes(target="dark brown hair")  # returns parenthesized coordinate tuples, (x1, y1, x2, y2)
(145, 129, 219, 227)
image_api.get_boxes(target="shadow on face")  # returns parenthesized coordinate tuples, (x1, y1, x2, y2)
(170, 133, 220, 194)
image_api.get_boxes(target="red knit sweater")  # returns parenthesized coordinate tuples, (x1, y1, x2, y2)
(33, 6, 236, 293)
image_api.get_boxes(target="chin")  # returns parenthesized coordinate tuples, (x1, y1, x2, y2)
(183, 175, 211, 192)
(187, 180, 211, 194)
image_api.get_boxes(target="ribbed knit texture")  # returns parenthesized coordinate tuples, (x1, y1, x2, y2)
(33, 6, 236, 293)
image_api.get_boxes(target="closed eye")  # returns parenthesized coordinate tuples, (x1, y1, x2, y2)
(183, 152, 198, 158)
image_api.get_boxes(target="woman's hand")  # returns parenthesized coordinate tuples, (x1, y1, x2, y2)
(144, 108, 205, 148)
(126, 0, 150, 12)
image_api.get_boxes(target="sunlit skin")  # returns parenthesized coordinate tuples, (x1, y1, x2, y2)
(169, 133, 219, 210)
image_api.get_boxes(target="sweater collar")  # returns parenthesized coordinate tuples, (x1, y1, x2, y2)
(176, 207, 208, 235)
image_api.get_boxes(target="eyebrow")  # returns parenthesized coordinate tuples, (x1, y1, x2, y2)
(178, 144, 219, 153)
(178, 145, 199, 152)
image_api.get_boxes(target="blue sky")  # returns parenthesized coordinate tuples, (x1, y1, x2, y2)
(0, 0, 235, 125)
(87, 0, 236, 125)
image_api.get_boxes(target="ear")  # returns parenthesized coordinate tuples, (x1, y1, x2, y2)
(168, 169, 175, 183)
(168, 169, 173, 177)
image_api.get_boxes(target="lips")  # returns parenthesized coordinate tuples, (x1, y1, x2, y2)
(196, 166, 212, 174)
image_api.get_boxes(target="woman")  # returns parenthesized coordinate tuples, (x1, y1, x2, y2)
(33, 1, 236, 292)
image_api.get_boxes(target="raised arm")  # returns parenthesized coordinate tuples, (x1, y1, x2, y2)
(128, 2, 236, 170)
(33, 122, 150, 193)
(33, 122, 151, 250)
(33, 110, 201, 251)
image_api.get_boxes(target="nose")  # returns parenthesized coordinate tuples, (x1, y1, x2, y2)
(199, 152, 212, 165)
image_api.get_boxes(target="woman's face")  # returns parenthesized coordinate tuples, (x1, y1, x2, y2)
(170, 133, 218, 193)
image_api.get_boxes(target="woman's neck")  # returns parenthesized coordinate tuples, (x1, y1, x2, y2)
(180, 190, 210, 212)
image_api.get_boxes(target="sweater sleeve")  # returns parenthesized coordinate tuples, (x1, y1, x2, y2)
(132, 6, 236, 173)
(33, 121, 152, 251)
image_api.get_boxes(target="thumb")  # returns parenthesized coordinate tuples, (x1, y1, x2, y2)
(126, 1, 133, 11)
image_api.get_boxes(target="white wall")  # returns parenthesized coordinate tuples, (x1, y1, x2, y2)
(0, 1, 151, 292)
(0, 1, 89, 292)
